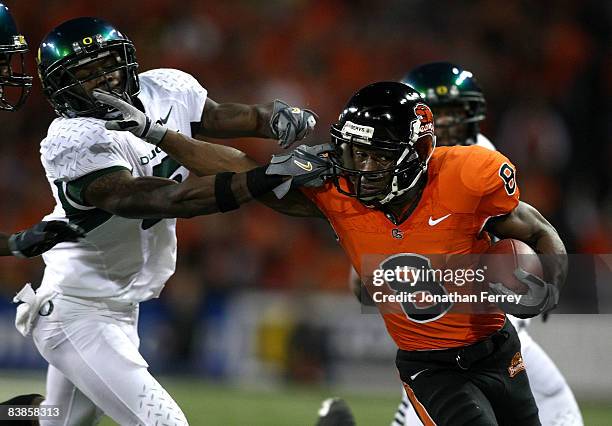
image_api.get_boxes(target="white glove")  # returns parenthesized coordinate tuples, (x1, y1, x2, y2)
(92, 90, 168, 145)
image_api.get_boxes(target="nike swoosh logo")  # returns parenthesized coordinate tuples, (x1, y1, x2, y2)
(157, 106, 173, 125)
(428, 213, 451, 226)
(294, 159, 313, 172)
(410, 369, 428, 381)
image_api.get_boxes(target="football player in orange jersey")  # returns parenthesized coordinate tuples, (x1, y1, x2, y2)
(372, 62, 582, 426)
(96, 80, 565, 425)
(267, 82, 564, 425)
(290, 82, 564, 425)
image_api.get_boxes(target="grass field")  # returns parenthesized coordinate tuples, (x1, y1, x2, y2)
(1, 372, 611, 425)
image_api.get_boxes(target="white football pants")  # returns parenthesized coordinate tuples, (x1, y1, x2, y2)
(32, 294, 188, 426)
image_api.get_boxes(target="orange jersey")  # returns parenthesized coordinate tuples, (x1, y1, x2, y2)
(302, 145, 520, 350)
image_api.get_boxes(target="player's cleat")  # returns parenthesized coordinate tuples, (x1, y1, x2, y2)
(316, 397, 356, 426)
(0, 393, 44, 425)
(0, 393, 44, 406)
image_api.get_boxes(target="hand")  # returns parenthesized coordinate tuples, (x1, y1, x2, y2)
(270, 100, 317, 149)
(265, 143, 334, 198)
(92, 90, 168, 145)
(488, 268, 559, 318)
(8, 221, 85, 258)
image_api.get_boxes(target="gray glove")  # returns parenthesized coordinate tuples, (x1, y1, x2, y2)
(266, 143, 334, 198)
(270, 100, 317, 149)
(92, 90, 168, 145)
(488, 268, 559, 318)
(8, 221, 85, 258)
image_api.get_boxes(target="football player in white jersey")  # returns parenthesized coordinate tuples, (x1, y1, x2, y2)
(19, 16, 321, 426)
(0, 3, 84, 261)
(372, 62, 581, 426)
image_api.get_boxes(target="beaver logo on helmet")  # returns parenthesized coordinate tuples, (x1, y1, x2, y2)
(412, 103, 435, 139)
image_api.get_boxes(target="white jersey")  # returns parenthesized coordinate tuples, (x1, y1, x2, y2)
(39, 68, 207, 302)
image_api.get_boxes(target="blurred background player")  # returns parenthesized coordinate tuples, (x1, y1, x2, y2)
(375, 61, 580, 426)
(23, 15, 316, 425)
(0, 3, 84, 261)
(0, 2, 29, 112)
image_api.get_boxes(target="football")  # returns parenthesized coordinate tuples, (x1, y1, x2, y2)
(480, 239, 543, 294)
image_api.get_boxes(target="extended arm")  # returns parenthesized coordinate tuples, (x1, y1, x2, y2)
(485, 201, 567, 288)
(196, 98, 316, 148)
(83, 138, 336, 220)
(143, 131, 324, 217)
(0, 222, 84, 258)
(93, 90, 316, 149)
(158, 130, 258, 176)
(196, 98, 274, 139)
(90, 91, 326, 218)
(485, 201, 567, 316)
(83, 169, 281, 219)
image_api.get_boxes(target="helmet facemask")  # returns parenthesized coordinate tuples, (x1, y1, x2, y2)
(432, 101, 484, 146)
(0, 37, 32, 111)
(330, 114, 435, 206)
(41, 40, 139, 118)
(432, 103, 471, 146)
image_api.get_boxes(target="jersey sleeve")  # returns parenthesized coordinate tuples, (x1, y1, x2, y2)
(300, 183, 336, 215)
(175, 70, 208, 123)
(141, 68, 208, 124)
(42, 119, 132, 184)
(460, 146, 520, 216)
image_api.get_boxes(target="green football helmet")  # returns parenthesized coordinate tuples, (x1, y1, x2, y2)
(0, 3, 32, 111)
(37, 17, 139, 118)
(401, 62, 486, 145)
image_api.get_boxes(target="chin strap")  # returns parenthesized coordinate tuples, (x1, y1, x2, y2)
(377, 126, 435, 205)
(378, 167, 424, 205)
(377, 146, 424, 205)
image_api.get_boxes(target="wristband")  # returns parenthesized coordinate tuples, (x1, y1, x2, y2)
(214, 172, 239, 212)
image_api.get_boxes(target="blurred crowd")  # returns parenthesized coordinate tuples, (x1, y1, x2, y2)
(0, 0, 610, 302)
